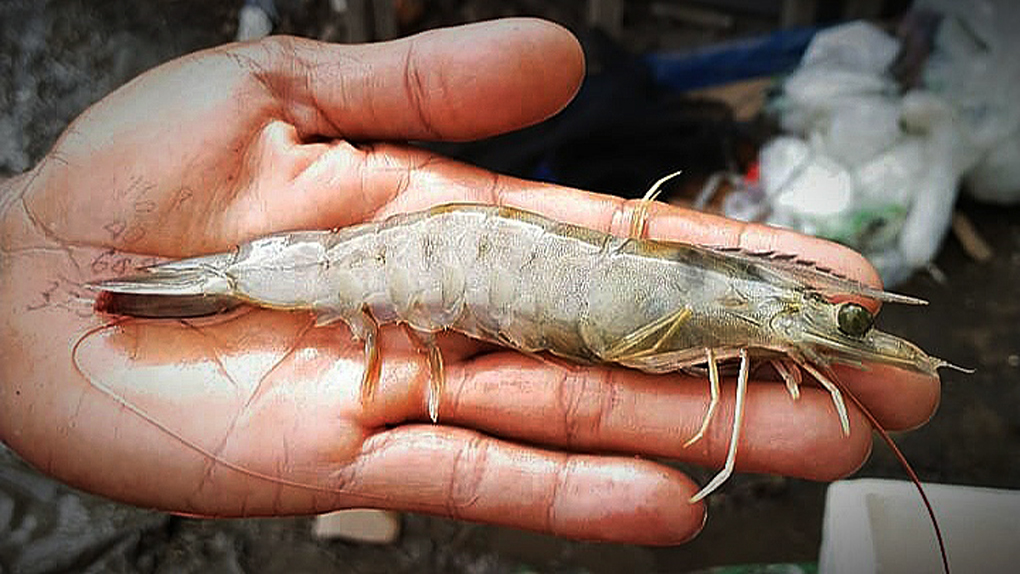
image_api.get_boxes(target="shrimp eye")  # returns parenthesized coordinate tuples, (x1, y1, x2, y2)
(837, 303, 874, 337)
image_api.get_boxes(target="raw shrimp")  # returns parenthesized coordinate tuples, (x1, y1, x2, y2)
(88, 175, 961, 570)
(89, 177, 960, 500)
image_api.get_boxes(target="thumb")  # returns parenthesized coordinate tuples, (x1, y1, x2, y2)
(231, 18, 586, 141)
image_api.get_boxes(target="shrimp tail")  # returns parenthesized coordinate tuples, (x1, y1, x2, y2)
(90, 253, 242, 318)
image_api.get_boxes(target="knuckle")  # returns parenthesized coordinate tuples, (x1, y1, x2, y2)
(400, 39, 439, 139)
(543, 453, 576, 535)
(445, 433, 490, 517)
(557, 368, 615, 448)
(327, 461, 361, 495)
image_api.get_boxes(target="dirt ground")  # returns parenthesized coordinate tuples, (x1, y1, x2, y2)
(2, 1, 1018, 572)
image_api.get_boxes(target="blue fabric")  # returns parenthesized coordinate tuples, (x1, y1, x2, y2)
(644, 26, 821, 91)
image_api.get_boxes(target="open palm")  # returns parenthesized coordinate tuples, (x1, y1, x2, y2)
(0, 19, 939, 545)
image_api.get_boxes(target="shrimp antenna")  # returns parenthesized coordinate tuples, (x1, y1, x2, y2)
(838, 381, 950, 574)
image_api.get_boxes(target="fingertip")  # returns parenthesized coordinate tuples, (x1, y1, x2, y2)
(414, 17, 585, 139)
(549, 457, 707, 545)
(838, 365, 942, 431)
(479, 17, 585, 75)
(812, 406, 875, 481)
(507, 17, 587, 109)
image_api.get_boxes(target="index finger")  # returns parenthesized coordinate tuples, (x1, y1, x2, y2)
(366, 155, 883, 289)
(495, 182, 884, 290)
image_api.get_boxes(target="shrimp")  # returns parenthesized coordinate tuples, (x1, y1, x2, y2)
(87, 175, 961, 569)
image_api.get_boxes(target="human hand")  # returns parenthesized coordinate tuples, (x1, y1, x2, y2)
(0, 19, 938, 545)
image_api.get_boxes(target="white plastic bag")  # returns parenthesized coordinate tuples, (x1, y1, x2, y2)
(740, 21, 964, 284)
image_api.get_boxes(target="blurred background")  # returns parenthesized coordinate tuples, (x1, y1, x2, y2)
(2, 1, 1018, 572)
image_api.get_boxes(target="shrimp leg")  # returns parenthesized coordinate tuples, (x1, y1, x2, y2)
(425, 340, 445, 423)
(600, 307, 692, 362)
(689, 348, 749, 503)
(798, 360, 851, 436)
(334, 305, 382, 407)
(771, 358, 802, 401)
(401, 325, 445, 423)
(361, 323, 382, 405)
(684, 348, 721, 448)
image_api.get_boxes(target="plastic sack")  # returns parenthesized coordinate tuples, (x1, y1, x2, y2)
(918, 0, 1020, 203)
(733, 21, 963, 285)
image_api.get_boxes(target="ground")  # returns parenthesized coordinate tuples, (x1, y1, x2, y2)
(1, 1, 1017, 572)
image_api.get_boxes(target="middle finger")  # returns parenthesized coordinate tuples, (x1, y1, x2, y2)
(433, 353, 877, 482)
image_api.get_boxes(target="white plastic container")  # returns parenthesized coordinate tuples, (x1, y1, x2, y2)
(820, 479, 1020, 573)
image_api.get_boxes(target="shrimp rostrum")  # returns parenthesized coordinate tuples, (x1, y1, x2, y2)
(91, 184, 961, 503)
